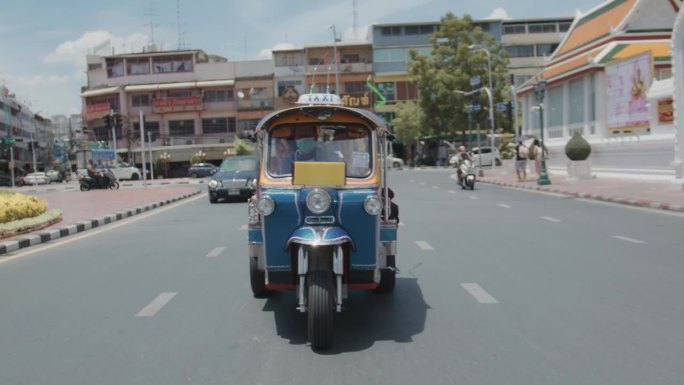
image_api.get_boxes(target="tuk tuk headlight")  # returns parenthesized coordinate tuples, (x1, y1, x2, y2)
(208, 179, 220, 188)
(255, 196, 275, 216)
(306, 188, 331, 214)
(364, 195, 383, 215)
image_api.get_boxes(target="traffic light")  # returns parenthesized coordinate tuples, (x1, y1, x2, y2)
(114, 113, 122, 129)
(104, 114, 113, 128)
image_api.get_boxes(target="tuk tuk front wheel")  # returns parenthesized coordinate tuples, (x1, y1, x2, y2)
(249, 257, 269, 297)
(307, 270, 335, 350)
(375, 255, 396, 293)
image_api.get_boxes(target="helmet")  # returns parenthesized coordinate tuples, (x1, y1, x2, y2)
(458, 145, 466, 153)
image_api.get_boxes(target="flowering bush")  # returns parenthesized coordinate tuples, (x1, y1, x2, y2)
(0, 191, 48, 224)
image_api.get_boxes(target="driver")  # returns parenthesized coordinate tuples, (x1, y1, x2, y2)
(293, 125, 319, 161)
(454, 145, 472, 183)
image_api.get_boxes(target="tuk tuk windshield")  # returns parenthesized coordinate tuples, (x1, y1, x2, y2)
(268, 124, 372, 178)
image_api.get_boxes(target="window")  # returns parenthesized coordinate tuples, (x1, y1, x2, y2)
(381, 26, 402, 36)
(528, 23, 557, 33)
(476, 23, 491, 32)
(167, 90, 192, 98)
(569, 78, 585, 124)
(420, 25, 435, 34)
(374, 48, 405, 63)
(88, 63, 102, 71)
(153, 55, 193, 73)
(277, 80, 303, 96)
(106, 59, 124, 77)
(377, 82, 396, 101)
(536, 43, 559, 57)
(341, 54, 359, 63)
(127, 58, 150, 75)
(275, 53, 304, 67)
(133, 121, 160, 140)
(589, 73, 596, 122)
(344, 82, 367, 93)
(202, 118, 231, 134)
(132, 94, 151, 107)
(168, 120, 195, 136)
(559, 22, 572, 32)
(505, 45, 535, 57)
(503, 24, 526, 34)
(414, 46, 432, 58)
(405, 26, 420, 35)
(203, 89, 233, 102)
(238, 119, 260, 133)
(548, 86, 564, 127)
(309, 58, 322, 65)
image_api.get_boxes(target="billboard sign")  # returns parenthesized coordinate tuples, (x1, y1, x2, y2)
(605, 52, 652, 131)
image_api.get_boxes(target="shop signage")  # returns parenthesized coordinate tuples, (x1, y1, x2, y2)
(658, 98, 673, 123)
(85, 102, 110, 118)
(340, 92, 371, 108)
(153, 96, 203, 113)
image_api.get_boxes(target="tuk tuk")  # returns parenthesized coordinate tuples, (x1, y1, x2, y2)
(247, 93, 399, 349)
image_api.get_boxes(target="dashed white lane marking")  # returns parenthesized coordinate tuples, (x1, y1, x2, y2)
(612, 235, 647, 244)
(415, 241, 434, 250)
(469, 195, 478, 200)
(497, 203, 512, 209)
(419, 182, 425, 185)
(541, 216, 561, 223)
(136, 292, 177, 317)
(239, 224, 247, 231)
(206, 247, 226, 257)
(399, 222, 406, 226)
(433, 186, 439, 189)
(461, 283, 499, 304)
(448, 190, 456, 194)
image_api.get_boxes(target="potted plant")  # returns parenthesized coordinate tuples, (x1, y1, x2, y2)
(564, 131, 593, 179)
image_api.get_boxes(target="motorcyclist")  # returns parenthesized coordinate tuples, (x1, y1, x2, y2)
(454, 146, 472, 184)
(86, 160, 103, 188)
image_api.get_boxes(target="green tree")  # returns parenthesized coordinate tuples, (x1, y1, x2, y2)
(392, 101, 425, 165)
(409, 12, 511, 140)
(233, 137, 254, 155)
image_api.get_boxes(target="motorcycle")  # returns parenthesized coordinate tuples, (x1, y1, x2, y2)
(79, 170, 119, 191)
(458, 158, 476, 190)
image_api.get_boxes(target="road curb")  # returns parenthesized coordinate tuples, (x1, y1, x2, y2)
(479, 179, 684, 213)
(0, 189, 202, 257)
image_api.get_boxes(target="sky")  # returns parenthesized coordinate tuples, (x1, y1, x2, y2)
(0, 0, 601, 118)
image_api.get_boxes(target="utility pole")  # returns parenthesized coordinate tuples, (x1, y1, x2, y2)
(330, 25, 340, 94)
(139, 110, 147, 186)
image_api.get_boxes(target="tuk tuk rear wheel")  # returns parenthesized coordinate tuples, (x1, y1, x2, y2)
(249, 257, 269, 297)
(375, 255, 396, 293)
(307, 270, 335, 350)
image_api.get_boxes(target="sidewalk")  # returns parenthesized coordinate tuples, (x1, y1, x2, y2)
(1, 182, 202, 256)
(476, 166, 684, 212)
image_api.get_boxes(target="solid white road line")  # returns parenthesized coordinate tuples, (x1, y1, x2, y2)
(415, 241, 434, 250)
(612, 235, 647, 244)
(136, 292, 177, 317)
(541, 216, 561, 223)
(469, 195, 478, 200)
(206, 247, 226, 257)
(497, 203, 512, 209)
(461, 283, 499, 304)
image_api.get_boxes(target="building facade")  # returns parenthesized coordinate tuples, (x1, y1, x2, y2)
(518, 0, 679, 142)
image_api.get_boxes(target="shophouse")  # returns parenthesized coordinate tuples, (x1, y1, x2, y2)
(518, 0, 679, 142)
(81, 49, 237, 174)
(235, 59, 276, 136)
(272, 48, 307, 110)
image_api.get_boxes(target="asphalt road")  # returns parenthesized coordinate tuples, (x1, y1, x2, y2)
(1, 169, 683, 385)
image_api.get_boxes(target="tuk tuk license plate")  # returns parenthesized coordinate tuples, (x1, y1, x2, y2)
(228, 189, 240, 196)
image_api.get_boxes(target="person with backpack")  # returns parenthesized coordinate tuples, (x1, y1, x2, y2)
(515, 141, 528, 182)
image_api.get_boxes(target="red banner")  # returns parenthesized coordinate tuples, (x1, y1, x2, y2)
(153, 96, 203, 112)
(85, 102, 110, 118)
(658, 98, 673, 123)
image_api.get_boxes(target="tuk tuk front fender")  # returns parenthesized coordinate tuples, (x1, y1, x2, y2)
(286, 226, 355, 250)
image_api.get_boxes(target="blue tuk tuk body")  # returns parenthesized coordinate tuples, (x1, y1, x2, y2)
(247, 94, 398, 349)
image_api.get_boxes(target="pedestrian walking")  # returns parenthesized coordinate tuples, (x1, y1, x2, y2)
(515, 141, 527, 182)
(532, 139, 547, 177)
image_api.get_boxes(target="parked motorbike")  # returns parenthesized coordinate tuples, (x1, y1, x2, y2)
(79, 170, 119, 191)
(458, 158, 476, 190)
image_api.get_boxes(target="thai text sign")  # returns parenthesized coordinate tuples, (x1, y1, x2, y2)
(340, 92, 370, 108)
(153, 96, 203, 113)
(658, 98, 673, 124)
(605, 52, 651, 130)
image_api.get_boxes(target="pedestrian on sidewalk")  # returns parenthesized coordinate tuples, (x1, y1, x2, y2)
(515, 141, 527, 182)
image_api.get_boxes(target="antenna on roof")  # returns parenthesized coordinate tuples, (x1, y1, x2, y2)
(144, 1, 159, 48)
(353, 0, 358, 40)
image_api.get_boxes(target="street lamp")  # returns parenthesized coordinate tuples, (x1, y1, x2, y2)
(535, 80, 551, 185)
(469, 45, 496, 151)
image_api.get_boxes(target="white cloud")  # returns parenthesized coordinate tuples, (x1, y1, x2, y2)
(14, 75, 72, 87)
(44, 30, 149, 67)
(487, 8, 512, 20)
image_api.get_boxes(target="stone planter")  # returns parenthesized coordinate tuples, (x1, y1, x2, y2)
(567, 160, 594, 180)
(502, 159, 515, 174)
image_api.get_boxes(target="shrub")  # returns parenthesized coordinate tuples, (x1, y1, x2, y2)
(564, 131, 591, 161)
(0, 192, 49, 224)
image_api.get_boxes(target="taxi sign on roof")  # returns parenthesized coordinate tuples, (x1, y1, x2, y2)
(296, 93, 342, 106)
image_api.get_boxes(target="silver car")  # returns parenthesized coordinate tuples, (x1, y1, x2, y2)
(23, 172, 49, 185)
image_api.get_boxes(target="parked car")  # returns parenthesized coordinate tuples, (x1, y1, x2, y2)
(207, 156, 257, 203)
(23, 172, 49, 185)
(450, 146, 501, 167)
(387, 155, 404, 169)
(188, 163, 217, 178)
(45, 170, 64, 183)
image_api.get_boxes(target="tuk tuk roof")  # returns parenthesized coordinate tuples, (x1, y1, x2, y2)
(254, 105, 389, 135)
